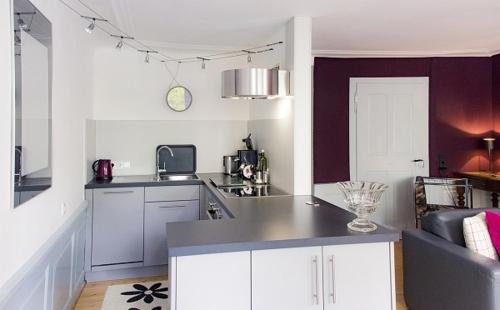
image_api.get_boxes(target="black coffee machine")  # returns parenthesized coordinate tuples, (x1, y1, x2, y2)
(238, 134, 258, 179)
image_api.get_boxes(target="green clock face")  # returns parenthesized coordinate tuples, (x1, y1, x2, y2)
(166, 86, 192, 112)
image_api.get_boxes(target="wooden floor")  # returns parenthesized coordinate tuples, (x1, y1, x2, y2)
(74, 243, 407, 310)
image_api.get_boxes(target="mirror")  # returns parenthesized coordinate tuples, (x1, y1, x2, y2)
(13, 0, 52, 207)
(166, 86, 192, 112)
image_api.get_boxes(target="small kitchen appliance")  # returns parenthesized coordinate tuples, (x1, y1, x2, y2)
(238, 150, 258, 166)
(92, 159, 113, 180)
(223, 155, 240, 175)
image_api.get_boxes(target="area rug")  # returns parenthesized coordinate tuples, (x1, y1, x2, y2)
(101, 281, 169, 310)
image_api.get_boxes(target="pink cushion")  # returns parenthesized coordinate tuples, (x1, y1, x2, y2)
(485, 211, 500, 255)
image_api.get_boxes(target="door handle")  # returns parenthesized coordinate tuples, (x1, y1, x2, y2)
(157, 205, 186, 209)
(312, 256, 319, 305)
(329, 255, 336, 304)
(102, 190, 134, 194)
(412, 159, 424, 162)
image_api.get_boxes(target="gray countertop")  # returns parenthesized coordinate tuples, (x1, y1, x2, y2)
(15, 177, 51, 192)
(85, 174, 203, 189)
(166, 173, 399, 256)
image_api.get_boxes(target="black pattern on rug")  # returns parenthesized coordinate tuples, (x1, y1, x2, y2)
(121, 282, 169, 304)
(101, 280, 169, 310)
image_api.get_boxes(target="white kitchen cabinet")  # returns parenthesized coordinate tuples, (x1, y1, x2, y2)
(323, 242, 393, 310)
(173, 251, 251, 310)
(144, 201, 199, 266)
(252, 246, 324, 310)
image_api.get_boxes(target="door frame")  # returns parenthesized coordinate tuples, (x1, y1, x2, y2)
(349, 77, 430, 181)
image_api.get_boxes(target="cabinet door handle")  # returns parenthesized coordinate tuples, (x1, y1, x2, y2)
(102, 190, 134, 194)
(157, 205, 186, 209)
(312, 256, 319, 305)
(329, 255, 336, 304)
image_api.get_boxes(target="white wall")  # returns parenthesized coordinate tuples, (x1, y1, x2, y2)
(91, 35, 291, 177)
(0, 0, 93, 287)
(92, 46, 251, 121)
(290, 17, 313, 195)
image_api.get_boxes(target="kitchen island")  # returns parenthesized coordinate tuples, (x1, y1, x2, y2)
(167, 173, 398, 310)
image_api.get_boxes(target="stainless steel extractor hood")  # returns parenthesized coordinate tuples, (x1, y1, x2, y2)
(221, 68, 290, 99)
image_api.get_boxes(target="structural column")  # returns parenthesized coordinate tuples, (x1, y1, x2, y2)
(289, 16, 312, 195)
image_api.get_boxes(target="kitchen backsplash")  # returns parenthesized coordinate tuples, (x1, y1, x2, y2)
(93, 120, 247, 175)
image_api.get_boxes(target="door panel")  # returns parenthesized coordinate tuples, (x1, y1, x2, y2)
(351, 77, 429, 230)
(323, 243, 393, 310)
(252, 246, 323, 310)
(92, 187, 144, 266)
(144, 200, 199, 266)
(176, 252, 251, 310)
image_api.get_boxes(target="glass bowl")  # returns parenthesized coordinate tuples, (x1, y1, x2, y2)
(337, 181, 388, 232)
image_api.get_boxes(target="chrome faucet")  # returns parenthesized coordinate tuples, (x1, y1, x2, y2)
(14, 148, 22, 185)
(156, 145, 174, 181)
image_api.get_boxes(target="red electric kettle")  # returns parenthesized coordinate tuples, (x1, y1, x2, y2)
(92, 159, 114, 180)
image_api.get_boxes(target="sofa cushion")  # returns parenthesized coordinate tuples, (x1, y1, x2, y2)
(463, 212, 498, 260)
(486, 210, 500, 255)
(421, 209, 488, 246)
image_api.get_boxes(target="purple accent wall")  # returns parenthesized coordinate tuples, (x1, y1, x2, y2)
(314, 56, 495, 184)
(493, 54, 500, 169)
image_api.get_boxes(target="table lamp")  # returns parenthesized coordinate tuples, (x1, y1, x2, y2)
(483, 137, 495, 172)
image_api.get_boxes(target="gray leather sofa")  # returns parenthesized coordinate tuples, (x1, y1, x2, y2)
(403, 209, 500, 310)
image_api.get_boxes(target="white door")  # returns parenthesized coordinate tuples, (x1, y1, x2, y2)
(252, 246, 323, 310)
(323, 242, 394, 310)
(350, 77, 429, 230)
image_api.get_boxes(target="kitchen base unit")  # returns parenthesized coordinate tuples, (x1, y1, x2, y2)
(168, 242, 395, 310)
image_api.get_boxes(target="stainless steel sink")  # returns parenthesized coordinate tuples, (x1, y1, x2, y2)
(155, 174, 199, 181)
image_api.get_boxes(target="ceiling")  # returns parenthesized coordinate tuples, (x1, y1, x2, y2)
(79, 0, 500, 55)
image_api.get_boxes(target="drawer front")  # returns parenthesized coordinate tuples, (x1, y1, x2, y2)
(144, 201, 200, 266)
(145, 185, 200, 202)
(92, 187, 145, 266)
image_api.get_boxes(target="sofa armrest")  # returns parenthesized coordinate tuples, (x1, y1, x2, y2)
(403, 229, 500, 310)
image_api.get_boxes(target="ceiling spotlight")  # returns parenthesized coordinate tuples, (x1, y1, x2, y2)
(197, 57, 209, 70)
(85, 18, 95, 34)
(110, 34, 134, 50)
(81, 16, 107, 34)
(138, 49, 157, 64)
(115, 38, 123, 49)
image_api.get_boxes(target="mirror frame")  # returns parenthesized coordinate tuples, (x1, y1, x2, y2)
(12, 0, 53, 208)
(165, 86, 193, 112)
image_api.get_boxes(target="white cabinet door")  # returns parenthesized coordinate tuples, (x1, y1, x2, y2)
(252, 246, 323, 310)
(175, 251, 251, 310)
(144, 200, 199, 266)
(323, 242, 393, 310)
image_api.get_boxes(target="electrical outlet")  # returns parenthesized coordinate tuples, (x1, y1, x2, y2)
(438, 156, 447, 170)
(114, 161, 131, 169)
(61, 202, 66, 216)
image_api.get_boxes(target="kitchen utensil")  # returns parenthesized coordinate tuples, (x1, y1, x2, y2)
(92, 159, 114, 180)
(241, 164, 254, 179)
(223, 155, 240, 175)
